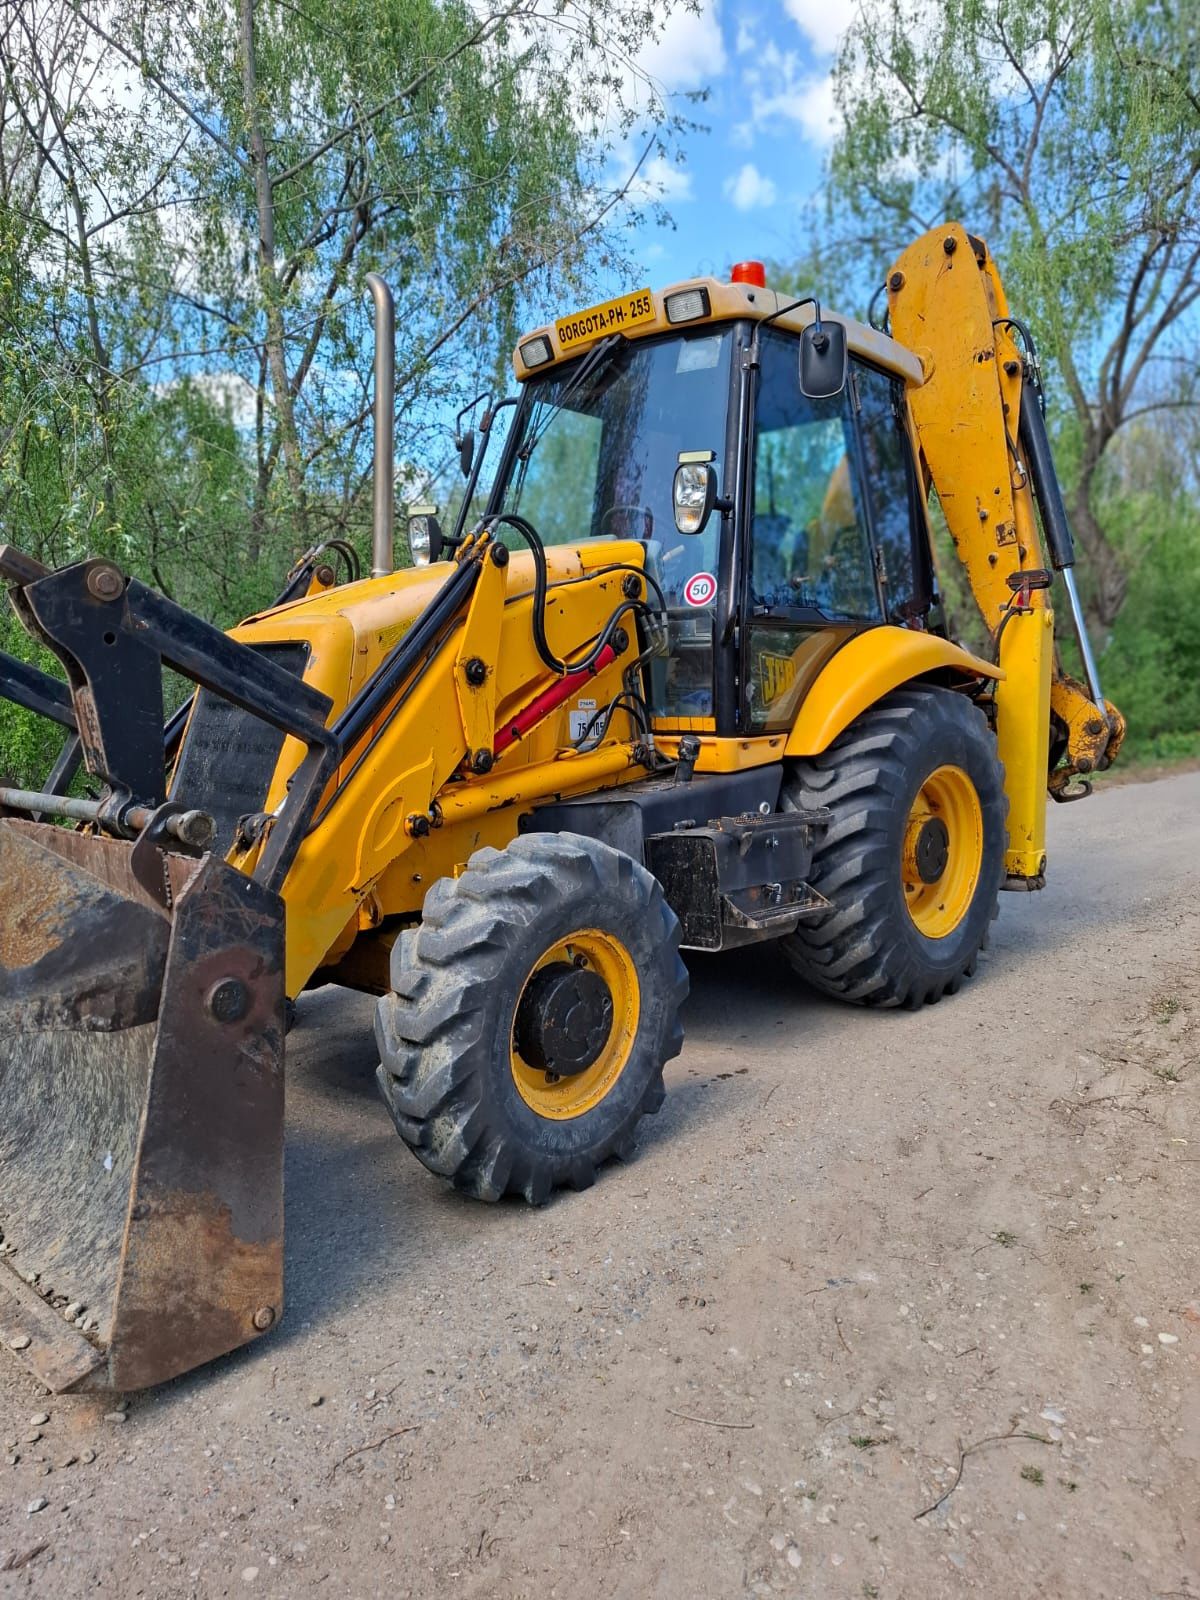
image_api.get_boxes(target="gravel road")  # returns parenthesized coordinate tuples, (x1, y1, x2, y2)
(2, 770, 1198, 1599)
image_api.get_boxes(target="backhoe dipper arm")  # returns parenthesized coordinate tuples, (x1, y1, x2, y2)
(885, 223, 1124, 886)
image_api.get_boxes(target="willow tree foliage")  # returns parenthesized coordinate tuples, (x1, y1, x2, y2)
(0, 0, 687, 781)
(825, 0, 1200, 629)
(0, 0, 683, 582)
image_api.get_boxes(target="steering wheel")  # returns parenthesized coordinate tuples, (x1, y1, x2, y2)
(599, 504, 654, 538)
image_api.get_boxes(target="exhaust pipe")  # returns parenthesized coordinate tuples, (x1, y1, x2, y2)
(366, 273, 395, 578)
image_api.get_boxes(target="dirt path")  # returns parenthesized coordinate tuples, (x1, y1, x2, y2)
(3, 771, 1198, 1599)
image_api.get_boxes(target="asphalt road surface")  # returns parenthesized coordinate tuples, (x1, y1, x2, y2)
(2, 770, 1198, 1599)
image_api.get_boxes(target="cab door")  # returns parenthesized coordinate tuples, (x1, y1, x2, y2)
(741, 329, 926, 734)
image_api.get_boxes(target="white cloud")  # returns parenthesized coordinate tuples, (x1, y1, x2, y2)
(742, 42, 840, 147)
(735, 18, 758, 54)
(722, 162, 778, 210)
(781, 0, 857, 57)
(619, 148, 695, 202)
(638, 1, 728, 94)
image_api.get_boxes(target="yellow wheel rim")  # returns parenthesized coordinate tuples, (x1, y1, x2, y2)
(510, 929, 640, 1120)
(901, 764, 983, 939)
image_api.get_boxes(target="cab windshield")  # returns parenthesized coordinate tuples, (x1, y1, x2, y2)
(492, 327, 733, 583)
(487, 327, 735, 721)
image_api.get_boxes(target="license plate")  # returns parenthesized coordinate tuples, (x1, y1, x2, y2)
(555, 288, 656, 352)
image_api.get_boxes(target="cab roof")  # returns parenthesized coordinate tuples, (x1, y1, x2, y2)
(512, 275, 926, 387)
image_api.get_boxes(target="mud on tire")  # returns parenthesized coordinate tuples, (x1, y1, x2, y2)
(375, 831, 688, 1203)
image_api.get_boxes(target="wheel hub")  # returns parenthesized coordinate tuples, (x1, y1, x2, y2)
(900, 764, 985, 940)
(913, 816, 949, 883)
(513, 961, 614, 1077)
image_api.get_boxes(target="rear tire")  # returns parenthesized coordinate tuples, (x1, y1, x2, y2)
(781, 686, 1005, 1007)
(375, 832, 688, 1202)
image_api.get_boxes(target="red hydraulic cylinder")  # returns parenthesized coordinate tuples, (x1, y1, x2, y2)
(492, 644, 618, 756)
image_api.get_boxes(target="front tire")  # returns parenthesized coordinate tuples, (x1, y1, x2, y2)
(781, 685, 1006, 1007)
(375, 832, 688, 1202)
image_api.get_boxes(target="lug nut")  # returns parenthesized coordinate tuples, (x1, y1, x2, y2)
(889, 270, 904, 291)
(471, 748, 494, 774)
(252, 1306, 276, 1332)
(464, 656, 487, 686)
(943, 236, 958, 255)
(405, 812, 431, 838)
(490, 543, 509, 567)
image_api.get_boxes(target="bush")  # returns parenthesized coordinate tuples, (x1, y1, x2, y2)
(1099, 505, 1200, 760)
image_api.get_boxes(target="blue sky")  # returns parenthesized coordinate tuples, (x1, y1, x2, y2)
(613, 0, 854, 289)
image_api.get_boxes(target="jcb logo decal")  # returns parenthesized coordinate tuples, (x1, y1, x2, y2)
(758, 652, 796, 705)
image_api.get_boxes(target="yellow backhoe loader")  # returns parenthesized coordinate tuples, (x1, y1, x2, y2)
(0, 224, 1123, 1393)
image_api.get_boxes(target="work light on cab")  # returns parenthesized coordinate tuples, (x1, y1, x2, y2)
(664, 287, 711, 324)
(520, 335, 552, 368)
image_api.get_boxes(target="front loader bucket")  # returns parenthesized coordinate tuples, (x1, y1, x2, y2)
(0, 818, 285, 1393)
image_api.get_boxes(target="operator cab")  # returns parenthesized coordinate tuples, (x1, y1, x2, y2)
(423, 267, 936, 740)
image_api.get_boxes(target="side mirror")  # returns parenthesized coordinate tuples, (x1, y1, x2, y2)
(457, 430, 475, 477)
(407, 504, 444, 567)
(799, 319, 848, 400)
(673, 454, 718, 536)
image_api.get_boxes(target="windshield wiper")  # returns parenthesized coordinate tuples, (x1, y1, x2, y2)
(518, 333, 624, 461)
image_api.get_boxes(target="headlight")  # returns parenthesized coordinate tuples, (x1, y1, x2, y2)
(408, 515, 431, 566)
(673, 458, 717, 536)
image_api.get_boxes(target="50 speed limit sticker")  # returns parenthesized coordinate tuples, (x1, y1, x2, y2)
(683, 571, 717, 607)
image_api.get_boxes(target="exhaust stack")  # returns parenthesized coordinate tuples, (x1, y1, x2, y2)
(366, 273, 396, 578)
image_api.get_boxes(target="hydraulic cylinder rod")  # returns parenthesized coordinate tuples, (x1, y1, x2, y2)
(1017, 391, 1108, 717)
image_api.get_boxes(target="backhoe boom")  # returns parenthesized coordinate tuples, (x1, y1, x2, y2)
(887, 223, 1124, 883)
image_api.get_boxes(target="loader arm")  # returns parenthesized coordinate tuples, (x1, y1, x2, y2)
(886, 223, 1124, 886)
(224, 529, 648, 998)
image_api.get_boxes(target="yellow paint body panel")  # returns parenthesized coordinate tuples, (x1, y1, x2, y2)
(224, 541, 651, 996)
(995, 608, 1053, 879)
(652, 733, 788, 772)
(783, 627, 1000, 758)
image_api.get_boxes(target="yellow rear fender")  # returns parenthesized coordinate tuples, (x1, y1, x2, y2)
(783, 627, 1001, 758)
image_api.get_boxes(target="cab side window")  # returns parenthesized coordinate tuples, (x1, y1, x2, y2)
(854, 363, 918, 620)
(750, 331, 881, 623)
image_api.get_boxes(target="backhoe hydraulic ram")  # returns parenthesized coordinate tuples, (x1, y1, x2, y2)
(1017, 389, 1108, 718)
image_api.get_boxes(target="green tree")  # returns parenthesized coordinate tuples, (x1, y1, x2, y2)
(824, 0, 1200, 631)
(81, 0, 685, 544)
(0, 0, 690, 784)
